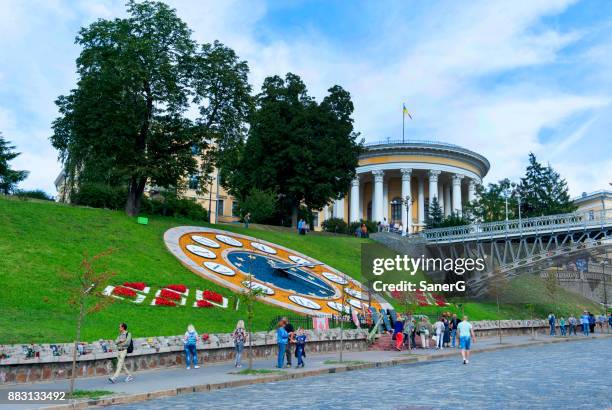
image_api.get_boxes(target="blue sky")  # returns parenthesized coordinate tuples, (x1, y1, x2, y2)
(1, 0, 611, 195)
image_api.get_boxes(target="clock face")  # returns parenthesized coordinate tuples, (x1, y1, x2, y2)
(163, 226, 387, 315)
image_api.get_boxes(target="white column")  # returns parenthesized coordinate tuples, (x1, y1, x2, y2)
(468, 179, 477, 203)
(428, 170, 441, 206)
(444, 184, 451, 217)
(417, 175, 425, 226)
(372, 170, 384, 222)
(383, 179, 389, 223)
(350, 177, 360, 222)
(438, 182, 444, 212)
(359, 183, 364, 220)
(334, 198, 345, 220)
(452, 174, 464, 215)
(401, 168, 412, 235)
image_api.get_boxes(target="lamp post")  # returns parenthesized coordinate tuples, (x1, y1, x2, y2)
(511, 183, 522, 232)
(602, 253, 609, 323)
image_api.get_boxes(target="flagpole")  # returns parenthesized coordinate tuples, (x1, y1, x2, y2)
(402, 104, 405, 143)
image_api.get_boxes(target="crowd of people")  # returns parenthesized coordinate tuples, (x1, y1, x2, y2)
(105, 308, 609, 383)
(547, 311, 612, 337)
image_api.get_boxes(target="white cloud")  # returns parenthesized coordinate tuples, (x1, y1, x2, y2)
(1, 0, 611, 196)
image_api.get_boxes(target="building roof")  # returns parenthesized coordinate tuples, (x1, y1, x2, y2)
(573, 190, 612, 204)
(360, 139, 490, 178)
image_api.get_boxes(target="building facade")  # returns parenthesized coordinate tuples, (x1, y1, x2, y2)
(572, 190, 612, 219)
(318, 140, 490, 233)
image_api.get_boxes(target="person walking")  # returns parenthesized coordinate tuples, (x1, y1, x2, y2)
(393, 318, 404, 350)
(548, 313, 556, 336)
(295, 328, 307, 368)
(276, 320, 288, 368)
(450, 314, 461, 348)
(568, 315, 576, 336)
(608, 313, 612, 334)
(559, 317, 566, 336)
(283, 317, 295, 367)
(588, 312, 595, 334)
(183, 324, 199, 370)
(232, 320, 246, 368)
(433, 317, 445, 349)
(108, 323, 134, 383)
(581, 311, 590, 336)
(244, 212, 251, 229)
(457, 315, 476, 365)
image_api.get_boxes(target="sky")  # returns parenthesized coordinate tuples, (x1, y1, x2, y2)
(1, 0, 611, 196)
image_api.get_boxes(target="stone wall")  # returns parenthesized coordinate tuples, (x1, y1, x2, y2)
(0, 320, 558, 385)
(0, 329, 368, 385)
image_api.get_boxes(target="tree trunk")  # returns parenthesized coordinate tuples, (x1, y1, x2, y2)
(70, 299, 85, 395)
(125, 176, 147, 216)
(291, 203, 298, 228)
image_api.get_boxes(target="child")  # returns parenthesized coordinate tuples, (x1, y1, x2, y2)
(295, 328, 307, 368)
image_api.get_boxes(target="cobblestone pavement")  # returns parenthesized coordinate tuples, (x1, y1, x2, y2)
(114, 337, 612, 410)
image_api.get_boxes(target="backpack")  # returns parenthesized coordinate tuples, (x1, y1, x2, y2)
(126, 333, 134, 354)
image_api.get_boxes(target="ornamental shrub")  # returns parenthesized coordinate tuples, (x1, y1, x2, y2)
(321, 217, 348, 234)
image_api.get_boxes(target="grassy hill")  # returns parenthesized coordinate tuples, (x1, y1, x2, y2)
(0, 197, 600, 344)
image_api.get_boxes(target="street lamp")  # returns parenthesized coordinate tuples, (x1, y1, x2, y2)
(601, 254, 609, 322)
(511, 183, 522, 231)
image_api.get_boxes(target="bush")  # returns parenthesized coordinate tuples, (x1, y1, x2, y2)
(348, 219, 377, 236)
(71, 184, 127, 210)
(140, 194, 209, 221)
(14, 189, 54, 201)
(321, 217, 348, 234)
(238, 189, 277, 223)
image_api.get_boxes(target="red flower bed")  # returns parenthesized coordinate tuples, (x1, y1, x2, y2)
(196, 300, 213, 308)
(166, 284, 187, 293)
(203, 290, 223, 304)
(123, 282, 146, 291)
(160, 289, 181, 300)
(154, 297, 176, 307)
(113, 286, 137, 298)
(418, 302, 429, 306)
(436, 301, 447, 306)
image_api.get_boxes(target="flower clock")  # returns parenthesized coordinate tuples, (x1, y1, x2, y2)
(163, 226, 392, 316)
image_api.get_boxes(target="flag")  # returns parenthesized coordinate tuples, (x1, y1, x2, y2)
(403, 104, 412, 120)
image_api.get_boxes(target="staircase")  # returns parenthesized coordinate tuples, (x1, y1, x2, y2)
(369, 332, 394, 351)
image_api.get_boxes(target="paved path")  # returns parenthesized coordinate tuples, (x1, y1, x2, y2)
(0, 334, 609, 409)
(114, 337, 612, 410)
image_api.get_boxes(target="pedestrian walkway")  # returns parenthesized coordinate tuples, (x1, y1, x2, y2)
(1, 333, 609, 409)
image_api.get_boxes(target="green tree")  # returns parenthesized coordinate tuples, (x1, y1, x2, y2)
(426, 197, 444, 228)
(0, 133, 28, 194)
(227, 73, 362, 226)
(465, 178, 516, 222)
(51, 1, 251, 216)
(517, 153, 576, 217)
(238, 189, 277, 224)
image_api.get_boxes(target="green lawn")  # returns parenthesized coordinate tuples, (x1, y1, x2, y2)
(0, 197, 371, 344)
(0, 197, 599, 344)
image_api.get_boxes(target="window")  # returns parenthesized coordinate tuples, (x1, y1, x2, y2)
(188, 175, 198, 190)
(216, 199, 224, 216)
(312, 212, 319, 228)
(390, 197, 402, 224)
(588, 210, 594, 220)
(232, 201, 239, 217)
(367, 201, 372, 221)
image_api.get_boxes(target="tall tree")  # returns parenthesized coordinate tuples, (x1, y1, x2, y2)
(228, 73, 362, 226)
(51, 1, 251, 216)
(517, 153, 576, 217)
(0, 132, 28, 194)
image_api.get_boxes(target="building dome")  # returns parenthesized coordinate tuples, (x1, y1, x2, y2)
(323, 139, 490, 234)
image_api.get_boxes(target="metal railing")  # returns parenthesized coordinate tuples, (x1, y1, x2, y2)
(421, 209, 612, 243)
(364, 139, 462, 149)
